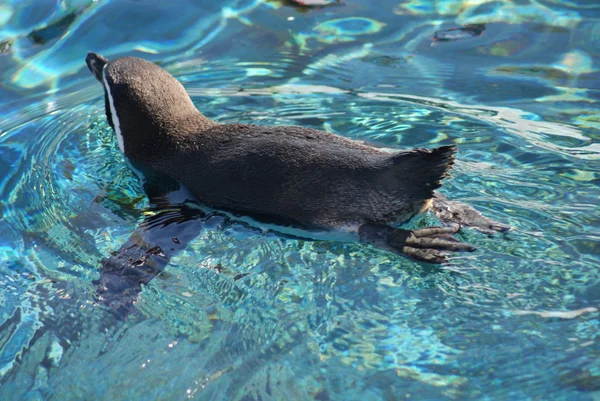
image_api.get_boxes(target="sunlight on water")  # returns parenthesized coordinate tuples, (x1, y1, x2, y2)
(0, 0, 599, 400)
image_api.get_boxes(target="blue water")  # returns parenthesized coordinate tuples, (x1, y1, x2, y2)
(1, 0, 599, 399)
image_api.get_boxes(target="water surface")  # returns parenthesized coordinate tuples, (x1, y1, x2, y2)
(0, 0, 599, 400)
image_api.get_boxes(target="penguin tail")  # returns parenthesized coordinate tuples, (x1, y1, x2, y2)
(389, 145, 456, 203)
(359, 145, 473, 264)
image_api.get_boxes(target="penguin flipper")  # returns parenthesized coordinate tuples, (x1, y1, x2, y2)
(95, 202, 206, 319)
(359, 224, 475, 264)
(431, 193, 511, 235)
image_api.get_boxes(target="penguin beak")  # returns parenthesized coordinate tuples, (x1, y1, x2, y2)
(86, 52, 109, 82)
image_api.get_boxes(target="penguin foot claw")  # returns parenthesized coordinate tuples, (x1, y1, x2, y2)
(401, 246, 447, 264)
(359, 224, 475, 264)
(401, 226, 475, 264)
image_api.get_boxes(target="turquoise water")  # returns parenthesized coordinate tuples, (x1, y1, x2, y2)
(1, 0, 599, 399)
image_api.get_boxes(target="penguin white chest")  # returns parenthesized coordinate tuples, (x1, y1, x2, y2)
(102, 65, 125, 154)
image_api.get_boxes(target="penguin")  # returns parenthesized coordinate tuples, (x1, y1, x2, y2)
(86, 52, 480, 265)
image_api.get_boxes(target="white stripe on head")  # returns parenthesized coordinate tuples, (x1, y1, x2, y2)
(102, 65, 125, 154)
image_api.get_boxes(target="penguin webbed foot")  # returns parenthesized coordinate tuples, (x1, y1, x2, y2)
(392, 226, 475, 264)
(359, 224, 475, 264)
(431, 193, 511, 235)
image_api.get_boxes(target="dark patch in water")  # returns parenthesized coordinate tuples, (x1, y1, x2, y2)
(269, 0, 344, 11)
(433, 24, 486, 42)
(27, 7, 88, 45)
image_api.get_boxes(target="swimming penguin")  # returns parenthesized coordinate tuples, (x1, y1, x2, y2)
(86, 52, 501, 265)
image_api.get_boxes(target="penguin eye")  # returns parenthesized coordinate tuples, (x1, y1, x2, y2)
(104, 90, 114, 130)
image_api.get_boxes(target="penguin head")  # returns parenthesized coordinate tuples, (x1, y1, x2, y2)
(86, 52, 203, 159)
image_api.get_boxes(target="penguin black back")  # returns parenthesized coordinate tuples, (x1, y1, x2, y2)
(86, 52, 475, 263)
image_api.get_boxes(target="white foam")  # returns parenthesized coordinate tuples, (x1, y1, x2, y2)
(102, 65, 125, 154)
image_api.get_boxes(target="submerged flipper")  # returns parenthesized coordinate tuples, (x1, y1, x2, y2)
(359, 224, 475, 264)
(95, 202, 206, 318)
(431, 193, 511, 235)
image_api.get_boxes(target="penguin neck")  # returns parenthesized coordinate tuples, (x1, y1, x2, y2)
(122, 111, 217, 165)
